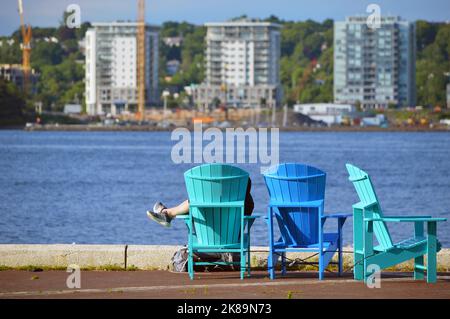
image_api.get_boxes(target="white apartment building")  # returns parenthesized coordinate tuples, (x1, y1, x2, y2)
(193, 19, 282, 109)
(85, 22, 159, 116)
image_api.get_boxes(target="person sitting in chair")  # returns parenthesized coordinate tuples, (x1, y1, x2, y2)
(146, 178, 254, 227)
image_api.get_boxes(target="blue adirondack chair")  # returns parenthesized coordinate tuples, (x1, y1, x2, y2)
(263, 163, 350, 280)
(178, 163, 257, 280)
(346, 164, 447, 283)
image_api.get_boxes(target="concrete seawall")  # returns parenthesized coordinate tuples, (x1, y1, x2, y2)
(1, 244, 449, 271)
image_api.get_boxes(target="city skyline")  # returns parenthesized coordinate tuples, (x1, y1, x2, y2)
(1, 0, 449, 36)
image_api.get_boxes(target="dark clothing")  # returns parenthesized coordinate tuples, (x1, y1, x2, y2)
(244, 178, 254, 216)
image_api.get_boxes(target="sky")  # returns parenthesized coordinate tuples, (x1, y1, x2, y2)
(1, 0, 449, 36)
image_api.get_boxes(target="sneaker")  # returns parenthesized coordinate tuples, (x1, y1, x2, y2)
(153, 201, 167, 214)
(221, 252, 236, 270)
(146, 210, 173, 227)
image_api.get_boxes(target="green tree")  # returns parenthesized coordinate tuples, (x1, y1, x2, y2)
(31, 41, 64, 68)
(416, 22, 450, 106)
(35, 55, 84, 111)
(160, 24, 206, 89)
(416, 20, 439, 53)
(0, 79, 26, 126)
(0, 39, 21, 64)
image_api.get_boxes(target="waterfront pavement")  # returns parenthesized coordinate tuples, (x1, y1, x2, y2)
(0, 270, 449, 299)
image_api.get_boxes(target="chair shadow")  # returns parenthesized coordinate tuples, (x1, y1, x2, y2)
(191, 270, 352, 281)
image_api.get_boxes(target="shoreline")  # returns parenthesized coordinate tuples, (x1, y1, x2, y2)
(8, 124, 450, 132)
(1, 244, 449, 272)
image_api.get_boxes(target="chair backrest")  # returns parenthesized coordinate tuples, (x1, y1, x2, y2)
(263, 163, 326, 246)
(263, 163, 326, 203)
(345, 164, 393, 250)
(184, 163, 249, 246)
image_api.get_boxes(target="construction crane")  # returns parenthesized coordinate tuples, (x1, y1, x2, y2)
(18, 0, 32, 93)
(136, 0, 146, 122)
(291, 59, 317, 102)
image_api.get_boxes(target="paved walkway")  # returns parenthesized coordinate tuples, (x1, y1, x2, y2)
(0, 270, 449, 299)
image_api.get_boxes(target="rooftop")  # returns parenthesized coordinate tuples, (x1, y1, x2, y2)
(91, 21, 159, 29)
(341, 15, 410, 24)
(205, 19, 281, 28)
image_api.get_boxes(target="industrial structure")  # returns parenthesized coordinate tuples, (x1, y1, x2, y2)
(136, 0, 146, 121)
(290, 59, 317, 102)
(192, 19, 282, 109)
(293, 103, 355, 126)
(334, 16, 416, 109)
(84, 21, 159, 116)
(17, 0, 32, 93)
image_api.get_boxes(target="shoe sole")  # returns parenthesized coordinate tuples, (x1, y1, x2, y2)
(146, 211, 171, 228)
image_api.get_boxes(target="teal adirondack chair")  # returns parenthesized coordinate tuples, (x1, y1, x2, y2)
(179, 164, 257, 280)
(346, 164, 446, 283)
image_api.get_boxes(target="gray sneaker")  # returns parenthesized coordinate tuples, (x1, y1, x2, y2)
(146, 210, 173, 227)
(153, 201, 167, 214)
(221, 252, 236, 270)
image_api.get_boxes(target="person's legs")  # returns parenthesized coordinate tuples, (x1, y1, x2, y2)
(163, 200, 189, 218)
(147, 200, 189, 227)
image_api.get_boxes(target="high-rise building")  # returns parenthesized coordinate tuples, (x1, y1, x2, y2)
(193, 19, 282, 109)
(334, 16, 416, 109)
(85, 22, 159, 116)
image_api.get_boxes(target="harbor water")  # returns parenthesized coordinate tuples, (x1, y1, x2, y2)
(1, 130, 449, 247)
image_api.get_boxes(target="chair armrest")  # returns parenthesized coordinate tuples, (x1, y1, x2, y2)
(244, 214, 262, 220)
(322, 213, 352, 219)
(244, 215, 260, 230)
(176, 215, 189, 220)
(364, 216, 446, 222)
(353, 201, 378, 210)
